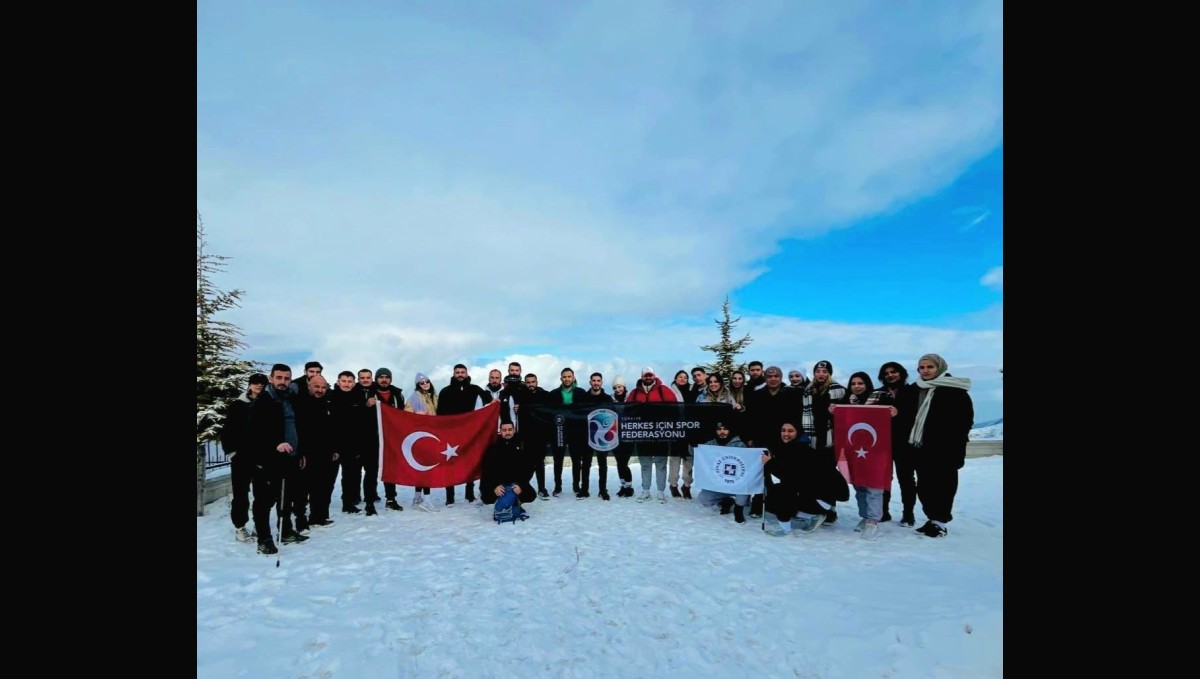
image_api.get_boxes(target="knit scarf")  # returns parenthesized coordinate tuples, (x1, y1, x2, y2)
(908, 374, 972, 447)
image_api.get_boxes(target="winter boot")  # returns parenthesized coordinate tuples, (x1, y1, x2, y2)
(385, 499, 403, 511)
(257, 538, 278, 555)
(733, 504, 746, 524)
(365, 502, 377, 516)
(669, 485, 682, 498)
(681, 485, 692, 500)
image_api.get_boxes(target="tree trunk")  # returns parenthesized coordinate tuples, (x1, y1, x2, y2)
(196, 444, 206, 516)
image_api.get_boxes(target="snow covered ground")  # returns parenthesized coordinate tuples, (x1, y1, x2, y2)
(197, 457, 1003, 678)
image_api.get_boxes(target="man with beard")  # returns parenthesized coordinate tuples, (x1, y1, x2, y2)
(516, 373, 552, 499)
(546, 367, 589, 497)
(578, 372, 615, 500)
(746, 361, 767, 391)
(294, 374, 339, 527)
(481, 422, 537, 507)
(371, 368, 406, 514)
(437, 364, 494, 505)
(247, 364, 309, 555)
(220, 372, 269, 543)
(696, 421, 751, 524)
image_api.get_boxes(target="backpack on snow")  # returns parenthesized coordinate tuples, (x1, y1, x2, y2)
(493, 488, 529, 524)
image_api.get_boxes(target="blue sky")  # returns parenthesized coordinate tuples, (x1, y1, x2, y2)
(198, 1, 1003, 422)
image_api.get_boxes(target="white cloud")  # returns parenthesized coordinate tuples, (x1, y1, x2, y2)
(199, 1, 1003, 419)
(980, 266, 1003, 291)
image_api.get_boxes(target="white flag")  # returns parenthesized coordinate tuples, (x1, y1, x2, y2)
(692, 444, 766, 495)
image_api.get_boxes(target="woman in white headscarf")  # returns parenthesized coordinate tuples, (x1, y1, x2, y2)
(894, 354, 973, 538)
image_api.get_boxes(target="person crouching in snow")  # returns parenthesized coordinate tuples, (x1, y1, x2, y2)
(761, 422, 848, 537)
(695, 421, 750, 524)
(481, 423, 537, 508)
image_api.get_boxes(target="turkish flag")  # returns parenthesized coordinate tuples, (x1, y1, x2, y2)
(379, 401, 500, 487)
(833, 405, 893, 490)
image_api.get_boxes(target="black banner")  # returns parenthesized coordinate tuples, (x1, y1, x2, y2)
(525, 403, 734, 451)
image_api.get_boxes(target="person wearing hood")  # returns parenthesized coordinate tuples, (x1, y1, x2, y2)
(894, 354, 973, 538)
(220, 372, 268, 543)
(437, 363, 493, 505)
(625, 366, 677, 503)
(405, 371, 440, 511)
(695, 420, 750, 524)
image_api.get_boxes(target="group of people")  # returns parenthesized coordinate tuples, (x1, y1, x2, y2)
(218, 355, 974, 555)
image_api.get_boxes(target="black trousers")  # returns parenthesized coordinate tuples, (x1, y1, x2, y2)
(551, 445, 578, 492)
(229, 456, 254, 529)
(915, 462, 959, 523)
(613, 444, 632, 486)
(362, 455, 380, 503)
(446, 481, 476, 503)
(888, 453, 918, 513)
(574, 449, 609, 492)
(525, 439, 548, 492)
(308, 457, 339, 521)
(251, 460, 304, 540)
(340, 454, 363, 508)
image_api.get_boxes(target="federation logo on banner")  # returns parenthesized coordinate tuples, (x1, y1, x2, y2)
(587, 408, 620, 451)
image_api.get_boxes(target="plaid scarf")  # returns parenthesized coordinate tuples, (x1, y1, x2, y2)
(908, 374, 972, 447)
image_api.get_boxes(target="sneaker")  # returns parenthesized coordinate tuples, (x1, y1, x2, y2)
(918, 522, 948, 538)
(733, 504, 746, 524)
(342, 505, 362, 514)
(900, 511, 916, 527)
(880, 510, 893, 522)
(748, 508, 763, 519)
(538, 489, 550, 501)
(669, 485, 682, 498)
(295, 516, 310, 534)
(576, 490, 591, 499)
(719, 498, 734, 515)
(257, 539, 278, 555)
(854, 519, 867, 532)
(681, 485, 692, 500)
(764, 521, 792, 537)
(599, 490, 610, 501)
(862, 522, 881, 541)
(797, 514, 826, 533)
(310, 518, 335, 527)
(658, 491, 667, 504)
(636, 490, 651, 502)
(281, 530, 309, 544)
(385, 499, 403, 511)
(552, 487, 562, 498)
(823, 510, 837, 526)
(235, 526, 254, 543)
(365, 502, 377, 516)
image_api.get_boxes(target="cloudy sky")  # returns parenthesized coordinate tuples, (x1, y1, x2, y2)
(197, 0, 1004, 422)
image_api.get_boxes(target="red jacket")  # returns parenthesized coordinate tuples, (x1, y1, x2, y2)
(625, 377, 679, 403)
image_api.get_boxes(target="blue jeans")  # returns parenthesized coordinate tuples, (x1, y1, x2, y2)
(696, 489, 749, 507)
(855, 486, 884, 521)
(638, 455, 668, 491)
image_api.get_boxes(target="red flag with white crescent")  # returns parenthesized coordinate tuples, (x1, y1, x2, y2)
(833, 405, 893, 490)
(379, 401, 499, 487)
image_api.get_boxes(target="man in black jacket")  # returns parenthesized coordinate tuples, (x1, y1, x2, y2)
(517, 373, 552, 499)
(437, 364, 493, 505)
(246, 364, 309, 555)
(481, 423, 537, 506)
(547, 367, 589, 497)
(578, 372, 615, 500)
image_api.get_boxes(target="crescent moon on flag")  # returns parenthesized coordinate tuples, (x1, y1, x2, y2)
(401, 431, 441, 471)
(846, 422, 878, 447)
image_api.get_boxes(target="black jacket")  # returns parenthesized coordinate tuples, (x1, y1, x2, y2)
(437, 377, 492, 415)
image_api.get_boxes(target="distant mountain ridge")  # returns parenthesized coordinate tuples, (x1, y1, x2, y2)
(969, 417, 1003, 441)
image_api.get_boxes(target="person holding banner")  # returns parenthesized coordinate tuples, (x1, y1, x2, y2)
(626, 367, 677, 503)
(694, 421, 751, 524)
(831, 378, 892, 541)
(761, 422, 847, 536)
(610, 377, 636, 497)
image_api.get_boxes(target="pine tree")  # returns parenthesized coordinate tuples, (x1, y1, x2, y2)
(699, 296, 753, 382)
(196, 211, 259, 515)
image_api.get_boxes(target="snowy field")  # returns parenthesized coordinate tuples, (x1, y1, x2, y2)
(197, 456, 1003, 679)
